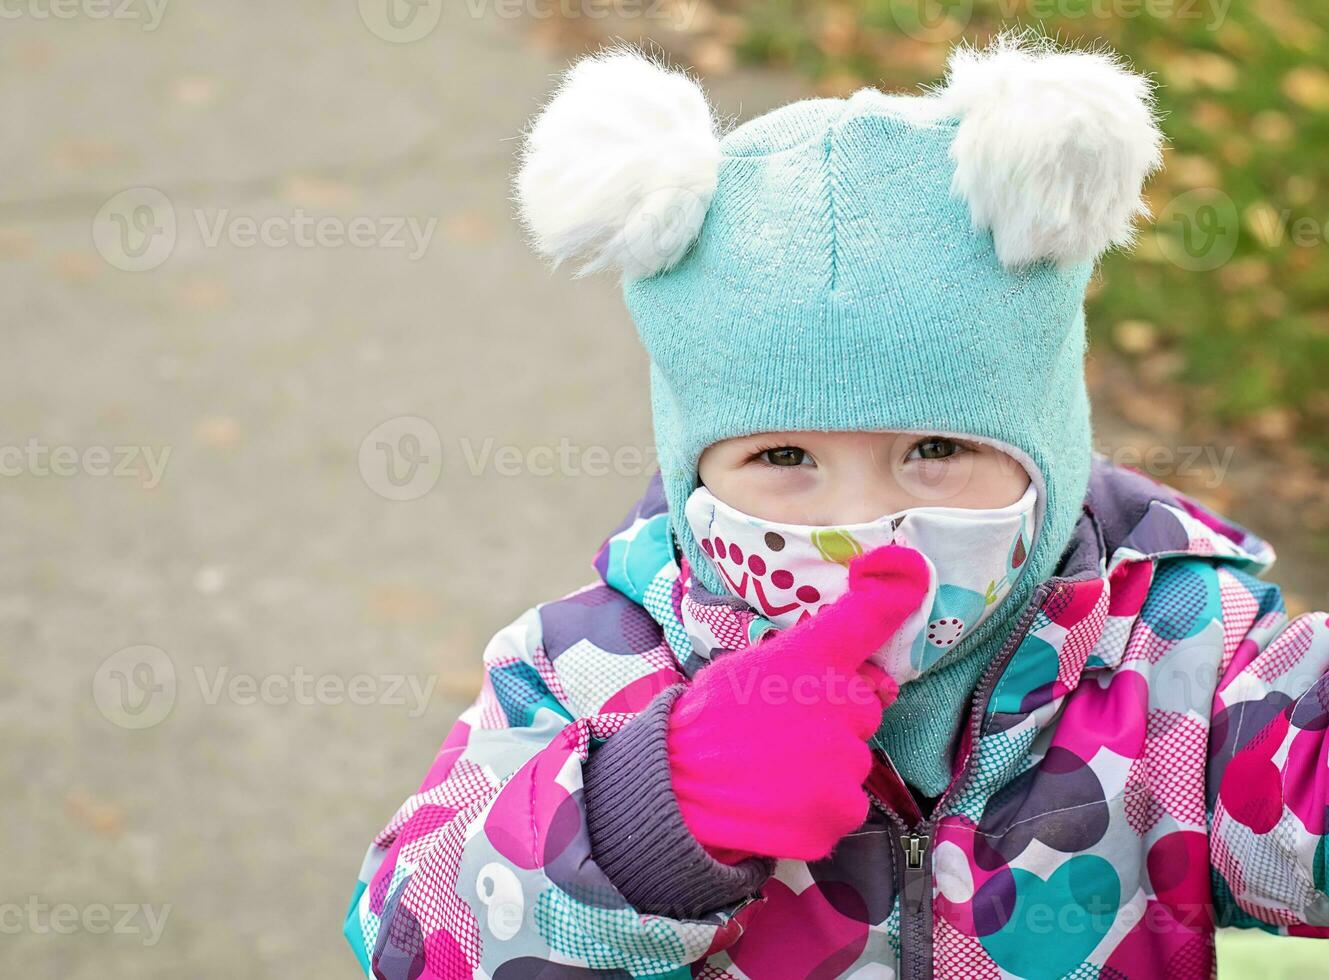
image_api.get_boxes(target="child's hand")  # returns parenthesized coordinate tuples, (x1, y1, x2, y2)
(667, 544, 930, 863)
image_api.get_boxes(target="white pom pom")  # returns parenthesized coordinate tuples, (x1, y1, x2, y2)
(515, 48, 722, 280)
(936, 32, 1164, 269)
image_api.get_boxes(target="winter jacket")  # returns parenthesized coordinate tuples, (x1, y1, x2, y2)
(345, 459, 1329, 978)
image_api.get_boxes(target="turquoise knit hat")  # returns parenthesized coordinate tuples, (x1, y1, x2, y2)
(517, 35, 1160, 610)
(627, 92, 1097, 604)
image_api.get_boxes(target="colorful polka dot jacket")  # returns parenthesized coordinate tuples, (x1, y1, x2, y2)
(345, 459, 1329, 978)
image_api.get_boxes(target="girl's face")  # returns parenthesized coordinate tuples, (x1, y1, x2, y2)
(697, 430, 1031, 525)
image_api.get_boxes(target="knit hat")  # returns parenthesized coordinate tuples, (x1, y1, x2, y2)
(516, 34, 1162, 791)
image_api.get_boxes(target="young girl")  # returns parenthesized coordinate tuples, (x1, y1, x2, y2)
(346, 35, 1329, 979)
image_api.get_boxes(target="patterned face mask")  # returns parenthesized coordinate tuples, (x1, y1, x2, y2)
(683, 482, 1037, 683)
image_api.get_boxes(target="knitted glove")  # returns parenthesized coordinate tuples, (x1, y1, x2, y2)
(667, 544, 931, 863)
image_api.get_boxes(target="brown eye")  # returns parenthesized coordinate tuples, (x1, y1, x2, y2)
(761, 447, 807, 467)
(910, 438, 961, 461)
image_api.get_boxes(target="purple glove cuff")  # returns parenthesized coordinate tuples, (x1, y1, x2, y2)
(583, 683, 775, 920)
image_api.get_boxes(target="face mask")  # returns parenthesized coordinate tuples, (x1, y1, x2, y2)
(683, 483, 1037, 683)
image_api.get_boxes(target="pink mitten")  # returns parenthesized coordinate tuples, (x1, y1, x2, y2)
(668, 544, 931, 863)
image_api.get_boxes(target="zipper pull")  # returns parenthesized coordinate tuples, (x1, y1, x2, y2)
(902, 833, 929, 869)
(899, 833, 930, 913)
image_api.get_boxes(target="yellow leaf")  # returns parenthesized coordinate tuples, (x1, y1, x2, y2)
(1217, 256, 1270, 291)
(194, 415, 244, 451)
(816, 5, 859, 59)
(692, 39, 736, 75)
(50, 251, 101, 283)
(368, 585, 440, 624)
(1250, 110, 1293, 143)
(174, 278, 231, 311)
(1168, 154, 1222, 190)
(1242, 201, 1285, 249)
(1113, 319, 1158, 354)
(1284, 175, 1317, 206)
(279, 175, 358, 209)
(815, 71, 864, 98)
(1252, 0, 1322, 50)
(1162, 52, 1237, 92)
(0, 228, 33, 260)
(1190, 99, 1232, 132)
(171, 75, 221, 107)
(1220, 138, 1252, 165)
(1249, 406, 1297, 441)
(1212, 21, 1253, 57)
(1283, 66, 1329, 111)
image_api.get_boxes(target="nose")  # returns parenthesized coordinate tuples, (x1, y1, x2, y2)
(822, 483, 910, 525)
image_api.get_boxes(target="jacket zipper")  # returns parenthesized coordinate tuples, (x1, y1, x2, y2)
(894, 829, 932, 980)
(871, 580, 1057, 980)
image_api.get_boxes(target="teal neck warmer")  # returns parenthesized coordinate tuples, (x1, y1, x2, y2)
(870, 581, 1034, 796)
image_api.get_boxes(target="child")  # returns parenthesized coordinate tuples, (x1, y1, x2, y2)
(346, 34, 1329, 979)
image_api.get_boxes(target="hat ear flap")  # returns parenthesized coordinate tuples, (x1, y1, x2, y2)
(937, 33, 1164, 270)
(515, 47, 722, 281)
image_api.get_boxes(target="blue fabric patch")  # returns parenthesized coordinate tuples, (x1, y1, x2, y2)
(491, 660, 572, 728)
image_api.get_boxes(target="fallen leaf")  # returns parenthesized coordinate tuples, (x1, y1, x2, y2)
(171, 75, 221, 107)
(50, 139, 122, 173)
(1283, 175, 1317, 206)
(1190, 100, 1232, 132)
(0, 229, 36, 260)
(1283, 66, 1329, 111)
(174, 278, 231, 311)
(816, 5, 859, 59)
(692, 38, 736, 75)
(1242, 200, 1285, 249)
(1115, 389, 1183, 434)
(65, 791, 125, 838)
(16, 40, 54, 69)
(1217, 256, 1270, 291)
(50, 251, 102, 282)
(1113, 319, 1158, 354)
(194, 415, 244, 450)
(1250, 110, 1293, 143)
(1256, 289, 1286, 318)
(443, 211, 494, 244)
(368, 585, 440, 624)
(279, 175, 358, 209)
(1168, 154, 1222, 190)
(1248, 406, 1298, 441)
(1212, 21, 1253, 57)
(1220, 137, 1251, 166)
(1252, 0, 1322, 46)
(1138, 352, 1185, 385)
(814, 70, 864, 98)
(1161, 52, 1237, 92)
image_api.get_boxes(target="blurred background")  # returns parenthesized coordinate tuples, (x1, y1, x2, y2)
(2, 1, 1326, 976)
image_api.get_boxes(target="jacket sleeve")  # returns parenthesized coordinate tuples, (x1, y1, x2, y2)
(345, 605, 772, 979)
(1206, 566, 1329, 935)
